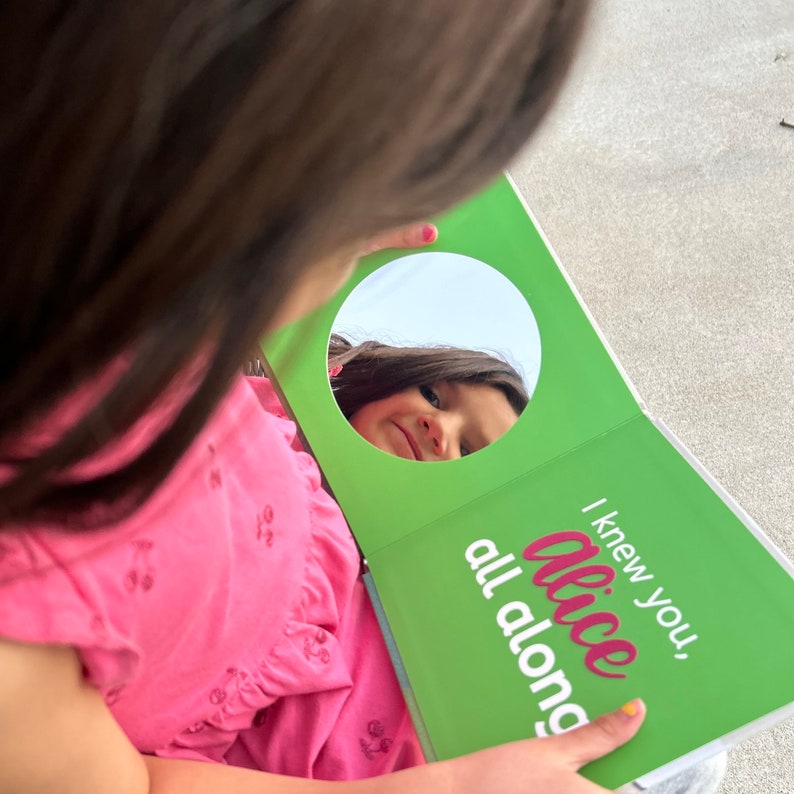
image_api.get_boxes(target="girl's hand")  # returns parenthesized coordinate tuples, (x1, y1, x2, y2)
(153, 699, 645, 794)
(263, 222, 439, 332)
(375, 700, 647, 794)
(360, 222, 438, 255)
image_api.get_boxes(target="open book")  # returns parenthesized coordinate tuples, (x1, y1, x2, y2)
(261, 175, 794, 791)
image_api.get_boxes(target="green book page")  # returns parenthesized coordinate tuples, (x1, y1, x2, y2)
(367, 415, 794, 789)
(263, 176, 641, 554)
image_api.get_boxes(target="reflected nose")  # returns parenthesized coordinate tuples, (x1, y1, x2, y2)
(418, 415, 456, 460)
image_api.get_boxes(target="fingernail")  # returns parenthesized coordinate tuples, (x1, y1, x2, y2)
(619, 699, 642, 719)
(421, 224, 437, 243)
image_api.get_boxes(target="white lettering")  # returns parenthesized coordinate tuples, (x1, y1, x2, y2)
(509, 618, 553, 655)
(602, 527, 625, 547)
(482, 565, 523, 599)
(496, 601, 535, 638)
(657, 606, 682, 628)
(475, 553, 516, 585)
(634, 586, 672, 609)
(465, 540, 590, 736)
(535, 703, 590, 736)
(623, 557, 654, 583)
(465, 539, 499, 569)
(581, 498, 608, 513)
(611, 543, 635, 561)
(583, 500, 695, 662)
(590, 510, 619, 535)
(530, 669, 573, 711)
(518, 644, 556, 678)
(670, 624, 698, 650)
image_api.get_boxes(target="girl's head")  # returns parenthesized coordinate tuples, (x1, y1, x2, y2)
(328, 335, 528, 460)
(0, 1, 589, 523)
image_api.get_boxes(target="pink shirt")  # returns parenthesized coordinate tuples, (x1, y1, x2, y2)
(0, 375, 423, 779)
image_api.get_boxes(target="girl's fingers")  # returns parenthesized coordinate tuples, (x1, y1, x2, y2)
(401, 701, 647, 794)
(549, 699, 647, 771)
(361, 223, 438, 255)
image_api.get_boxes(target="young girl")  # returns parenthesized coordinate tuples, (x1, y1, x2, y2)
(0, 3, 661, 793)
(328, 335, 529, 460)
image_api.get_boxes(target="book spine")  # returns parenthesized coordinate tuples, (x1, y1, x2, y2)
(362, 572, 438, 762)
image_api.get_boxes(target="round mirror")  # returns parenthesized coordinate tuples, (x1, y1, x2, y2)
(327, 252, 540, 462)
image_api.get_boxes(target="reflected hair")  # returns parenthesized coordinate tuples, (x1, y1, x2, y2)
(0, 1, 589, 526)
(328, 334, 529, 419)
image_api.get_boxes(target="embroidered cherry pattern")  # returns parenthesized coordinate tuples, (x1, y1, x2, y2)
(360, 719, 393, 760)
(256, 504, 275, 546)
(303, 629, 331, 663)
(124, 539, 155, 592)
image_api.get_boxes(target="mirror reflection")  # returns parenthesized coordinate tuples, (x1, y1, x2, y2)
(328, 252, 541, 461)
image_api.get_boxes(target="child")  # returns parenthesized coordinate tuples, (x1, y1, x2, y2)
(328, 335, 529, 460)
(0, 3, 661, 793)
(0, 362, 423, 777)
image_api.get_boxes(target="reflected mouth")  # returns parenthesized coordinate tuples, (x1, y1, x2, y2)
(394, 423, 423, 461)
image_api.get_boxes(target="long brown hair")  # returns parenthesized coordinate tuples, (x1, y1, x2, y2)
(328, 335, 528, 419)
(0, 1, 589, 526)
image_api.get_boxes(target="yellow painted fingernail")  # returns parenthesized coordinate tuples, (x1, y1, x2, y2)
(620, 700, 638, 717)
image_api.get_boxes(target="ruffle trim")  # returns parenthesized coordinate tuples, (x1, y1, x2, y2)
(167, 400, 360, 763)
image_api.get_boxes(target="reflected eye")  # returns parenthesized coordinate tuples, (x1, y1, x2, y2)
(419, 385, 440, 408)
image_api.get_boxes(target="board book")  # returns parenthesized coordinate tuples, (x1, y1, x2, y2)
(260, 175, 794, 791)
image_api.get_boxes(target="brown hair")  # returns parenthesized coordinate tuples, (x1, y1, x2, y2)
(0, 1, 589, 526)
(328, 335, 528, 419)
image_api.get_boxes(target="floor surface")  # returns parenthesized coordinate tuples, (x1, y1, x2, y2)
(510, 3, 794, 791)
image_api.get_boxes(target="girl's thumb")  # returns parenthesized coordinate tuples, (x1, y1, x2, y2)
(551, 699, 647, 770)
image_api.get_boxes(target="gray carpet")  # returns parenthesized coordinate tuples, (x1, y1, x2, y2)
(509, 1, 794, 791)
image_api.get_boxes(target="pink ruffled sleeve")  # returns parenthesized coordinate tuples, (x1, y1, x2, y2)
(0, 528, 141, 689)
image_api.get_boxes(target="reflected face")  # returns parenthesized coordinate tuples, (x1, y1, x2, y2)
(349, 381, 518, 461)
